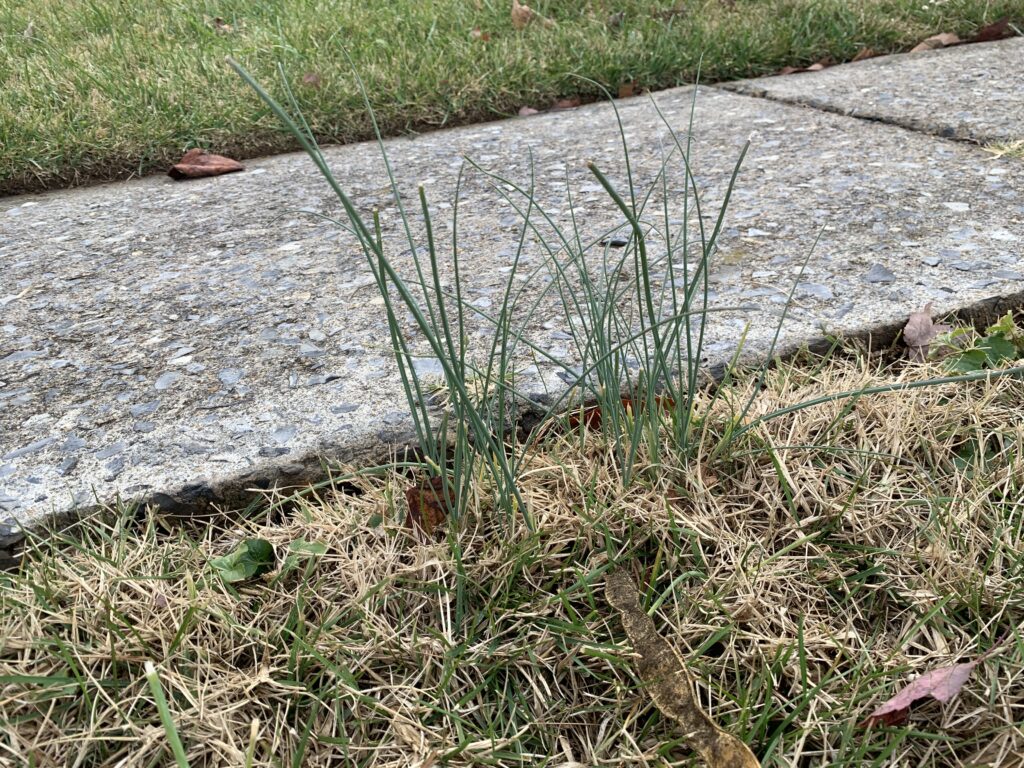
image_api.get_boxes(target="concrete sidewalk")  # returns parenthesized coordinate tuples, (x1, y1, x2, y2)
(724, 37, 1024, 144)
(2, 39, 1023, 554)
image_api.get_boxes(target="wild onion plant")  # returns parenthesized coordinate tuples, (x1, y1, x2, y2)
(229, 58, 767, 519)
(229, 60, 1024, 527)
(463, 84, 762, 486)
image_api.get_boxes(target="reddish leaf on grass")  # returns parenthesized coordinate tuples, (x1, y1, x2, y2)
(567, 395, 676, 430)
(518, 105, 540, 116)
(301, 72, 322, 88)
(862, 639, 1008, 728)
(470, 27, 491, 41)
(861, 661, 977, 727)
(903, 302, 951, 361)
(168, 149, 244, 180)
(969, 18, 1013, 43)
(910, 32, 961, 53)
(405, 476, 452, 537)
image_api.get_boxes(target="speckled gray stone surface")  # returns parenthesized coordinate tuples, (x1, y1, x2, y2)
(2, 72, 1023, 550)
(724, 38, 1024, 144)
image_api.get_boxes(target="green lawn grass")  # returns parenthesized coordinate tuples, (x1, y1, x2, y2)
(1, 0, 1020, 195)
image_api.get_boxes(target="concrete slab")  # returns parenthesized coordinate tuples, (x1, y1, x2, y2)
(3, 82, 1024, 552)
(723, 38, 1024, 144)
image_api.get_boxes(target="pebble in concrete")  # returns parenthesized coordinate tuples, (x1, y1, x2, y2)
(724, 38, 1024, 144)
(2, 45, 1024, 548)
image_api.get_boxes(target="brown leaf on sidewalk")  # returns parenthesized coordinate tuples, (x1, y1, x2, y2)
(606, 570, 760, 767)
(168, 149, 244, 180)
(969, 18, 1013, 44)
(517, 105, 540, 116)
(405, 476, 452, 538)
(903, 302, 951, 361)
(910, 32, 961, 53)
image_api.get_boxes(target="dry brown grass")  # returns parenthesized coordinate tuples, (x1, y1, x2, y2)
(2, 351, 1022, 767)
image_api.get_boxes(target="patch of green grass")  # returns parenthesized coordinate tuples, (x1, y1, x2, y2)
(983, 139, 1024, 160)
(1, 0, 1021, 194)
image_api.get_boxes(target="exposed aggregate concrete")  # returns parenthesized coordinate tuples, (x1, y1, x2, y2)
(2, 47, 1023, 551)
(724, 37, 1024, 145)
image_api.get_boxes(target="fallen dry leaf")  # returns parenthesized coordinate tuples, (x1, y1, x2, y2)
(969, 18, 1013, 44)
(566, 394, 675, 431)
(862, 640, 1006, 727)
(862, 662, 976, 727)
(301, 72, 322, 88)
(779, 58, 832, 75)
(511, 0, 554, 30)
(517, 105, 540, 116)
(168, 149, 244, 180)
(903, 302, 951, 361)
(511, 0, 533, 29)
(470, 27, 491, 41)
(851, 48, 879, 62)
(606, 570, 760, 767)
(206, 16, 233, 33)
(405, 476, 452, 538)
(910, 32, 961, 53)
(617, 81, 637, 99)
(552, 96, 582, 110)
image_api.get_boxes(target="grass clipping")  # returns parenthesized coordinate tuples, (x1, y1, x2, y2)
(606, 569, 760, 767)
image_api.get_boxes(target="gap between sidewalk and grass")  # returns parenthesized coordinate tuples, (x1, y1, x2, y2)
(2, 0, 1022, 196)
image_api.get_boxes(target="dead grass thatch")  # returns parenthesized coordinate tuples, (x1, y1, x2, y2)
(1, 351, 1022, 767)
